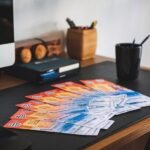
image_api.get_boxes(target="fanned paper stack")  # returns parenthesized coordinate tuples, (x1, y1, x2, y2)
(4, 79, 150, 136)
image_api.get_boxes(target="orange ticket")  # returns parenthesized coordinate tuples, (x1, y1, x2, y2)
(31, 95, 72, 105)
(4, 119, 55, 130)
(35, 89, 81, 100)
(80, 79, 127, 93)
(51, 81, 94, 95)
(16, 100, 67, 113)
(10, 109, 67, 120)
(26, 89, 81, 104)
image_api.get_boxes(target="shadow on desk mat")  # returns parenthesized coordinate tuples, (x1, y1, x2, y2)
(0, 61, 150, 150)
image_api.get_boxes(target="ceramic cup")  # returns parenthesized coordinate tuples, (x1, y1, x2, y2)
(115, 43, 142, 81)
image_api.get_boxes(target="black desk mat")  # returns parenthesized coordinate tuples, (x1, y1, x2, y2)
(0, 61, 150, 150)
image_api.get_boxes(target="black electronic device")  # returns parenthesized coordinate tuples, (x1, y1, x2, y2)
(6, 57, 80, 83)
(0, 0, 14, 44)
(0, 0, 15, 68)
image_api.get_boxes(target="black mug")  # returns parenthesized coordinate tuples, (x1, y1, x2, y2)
(115, 43, 142, 81)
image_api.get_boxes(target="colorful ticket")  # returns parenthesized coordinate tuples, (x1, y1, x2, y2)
(26, 90, 85, 105)
(4, 119, 102, 136)
(58, 113, 111, 128)
(16, 100, 93, 114)
(10, 109, 68, 120)
(80, 79, 128, 93)
(27, 95, 75, 105)
(4, 119, 55, 130)
(26, 89, 81, 102)
(26, 94, 91, 107)
(125, 92, 150, 108)
(51, 81, 95, 95)
(115, 105, 141, 115)
(16, 100, 69, 113)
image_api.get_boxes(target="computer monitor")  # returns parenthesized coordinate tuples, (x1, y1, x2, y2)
(0, 0, 15, 68)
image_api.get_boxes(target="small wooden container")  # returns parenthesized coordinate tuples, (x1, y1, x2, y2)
(67, 28, 97, 60)
(15, 37, 63, 64)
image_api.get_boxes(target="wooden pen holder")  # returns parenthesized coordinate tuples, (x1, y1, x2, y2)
(66, 28, 97, 60)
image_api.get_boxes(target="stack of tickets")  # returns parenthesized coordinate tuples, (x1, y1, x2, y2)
(4, 79, 150, 136)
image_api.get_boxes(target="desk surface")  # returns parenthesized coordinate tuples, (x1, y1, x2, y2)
(0, 55, 150, 150)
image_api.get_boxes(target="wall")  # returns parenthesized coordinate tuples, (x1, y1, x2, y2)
(14, 0, 150, 67)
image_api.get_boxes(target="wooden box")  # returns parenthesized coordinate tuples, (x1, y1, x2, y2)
(67, 28, 97, 60)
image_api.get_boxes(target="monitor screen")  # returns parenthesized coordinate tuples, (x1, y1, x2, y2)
(0, 0, 14, 44)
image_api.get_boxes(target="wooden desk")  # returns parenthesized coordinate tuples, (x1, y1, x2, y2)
(0, 55, 149, 150)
